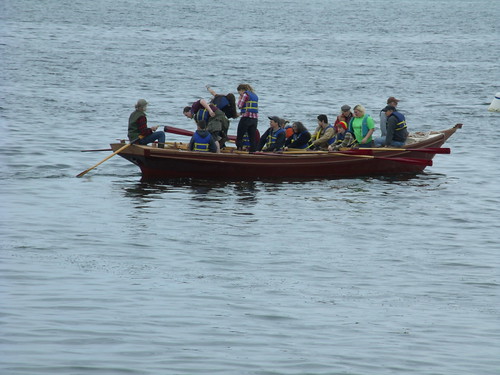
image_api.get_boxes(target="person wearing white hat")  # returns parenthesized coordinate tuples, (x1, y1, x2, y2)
(128, 99, 165, 148)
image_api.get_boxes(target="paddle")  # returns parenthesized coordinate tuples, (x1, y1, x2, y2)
(76, 139, 137, 178)
(352, 147, 451, 154)
(265, 150, 432, 166)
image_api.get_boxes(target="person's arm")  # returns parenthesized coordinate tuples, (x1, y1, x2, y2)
(199, 99, 215, 117)
(206, 85, 217, 97)
(137, 115, 153, 137)
(384, 116, 397, 146)
(237, 92, 248, 109)
(257, 129, 269, 151)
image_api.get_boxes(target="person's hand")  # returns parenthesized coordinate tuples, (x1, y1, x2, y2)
(151, 125, 159, 131)
(209, 110, 215, 117)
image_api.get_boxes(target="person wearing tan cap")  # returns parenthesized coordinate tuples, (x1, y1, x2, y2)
(379, 97, 400, 137)
(128, 99, 165, 148)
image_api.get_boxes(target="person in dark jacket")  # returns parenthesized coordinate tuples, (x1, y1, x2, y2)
(284, 121, 311, 150)
(128, 99, 165, 147)
(257, 116, 286, 152)
(374, 105, 409, 147)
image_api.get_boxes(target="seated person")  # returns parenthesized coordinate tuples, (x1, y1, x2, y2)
(284, 121, 311, 150)
(328, 121, 357, 151)
(188, 121, 219, 153)
(374, 105, 408, 147)
(128, 99, 165, 148)
(257, 116, 286, 152)
(309, 114, 336, 150)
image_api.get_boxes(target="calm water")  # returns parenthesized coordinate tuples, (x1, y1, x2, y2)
(1, 0, 499, 374)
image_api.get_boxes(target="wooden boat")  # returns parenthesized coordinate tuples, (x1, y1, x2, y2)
(109, 124, 462, 181)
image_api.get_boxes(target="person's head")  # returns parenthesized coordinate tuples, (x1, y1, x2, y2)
(197, 120, 207, 130)
(336, 121, 348, 133)
(278, 118, 288, 128)
(268, 116, 280, 129)
(135, 99, 148, 111)
(237, 83, 254, 94)
(382, 105, 396, 115)
(183, 106, 193, 118)
(317, 114, 328, 127)
(353, 104, 366, 118)
(292, 121, 307, 134)
(387, 96, 399, 107)
(340, 104, 351, 115)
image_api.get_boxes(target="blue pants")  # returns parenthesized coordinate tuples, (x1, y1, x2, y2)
(138, 131, 165, 146)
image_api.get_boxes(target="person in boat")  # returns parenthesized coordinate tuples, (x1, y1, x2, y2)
(348, 104, 375, 148)
(236, 83, 259, 152)
(334, 105, 353, 128)
(374, 105, 408, 147)
(279, 118, 294, 139)
(284, 121, 311, 150)
(257, 116, 286, 152)
(308, 114, 336, 150)
(206, 86, 238, 147)
(379, 96, 399, 137)
(328, 121, 357, 151)
(188, 120, 219, 153)
(183, 99, 229, 148)
(128, 99, 166, 148)
(206, 85, 238, 120)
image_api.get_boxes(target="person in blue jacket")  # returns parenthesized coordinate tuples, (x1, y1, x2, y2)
(374, 105, 409, 147)
(189, 121, 219, 153)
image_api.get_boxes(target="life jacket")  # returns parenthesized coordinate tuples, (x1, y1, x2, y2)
(348, 115, 372, 138)
(192, 131, 212, 152)
(242, 133, 251, 146)
(265, 128, 285, 149)
(241, 91, 258, 114)
(212, 95, 229, 110)
(390, 111, 407, 131)
(314, 124, 334, 140)
(194, 108, 210, 123)
(289, 132, 309, 149)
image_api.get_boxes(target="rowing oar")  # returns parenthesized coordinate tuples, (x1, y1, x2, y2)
(80, 148, 113, 152)
(76, 139, 137, 178)
(269, 150, 432, 166)
(354, 147, 451, 154)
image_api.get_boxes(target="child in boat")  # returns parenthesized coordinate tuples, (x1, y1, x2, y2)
(188, 121, 220, 153)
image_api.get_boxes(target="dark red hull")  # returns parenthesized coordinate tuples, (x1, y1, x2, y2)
(111, 125, 460, 181)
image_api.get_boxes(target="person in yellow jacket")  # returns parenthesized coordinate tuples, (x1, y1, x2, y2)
(309, 114, 336, 150)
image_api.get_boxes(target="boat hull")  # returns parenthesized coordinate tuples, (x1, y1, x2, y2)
(111, 125, 460, 181)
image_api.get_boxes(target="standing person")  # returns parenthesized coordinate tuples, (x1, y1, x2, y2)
(379, 96, 400, 137)
(236, 83, 258, 152)
(348, 104, 375, 148)
(257, 116, 286, 152)
(374, 105, 408, 147)
(188, 121, 219, 153)
(334, 105, 353, 127)
(284, 121, 311, 150)
(183, 99, 229, 148)
(309, 114, 336, 150)
(128, 99, 165, 148)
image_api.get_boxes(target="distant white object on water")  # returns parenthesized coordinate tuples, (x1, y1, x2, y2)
(488, 92, 500, 112)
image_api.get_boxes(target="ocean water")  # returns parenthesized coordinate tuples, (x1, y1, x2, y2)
(1, 0, 499, 374)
